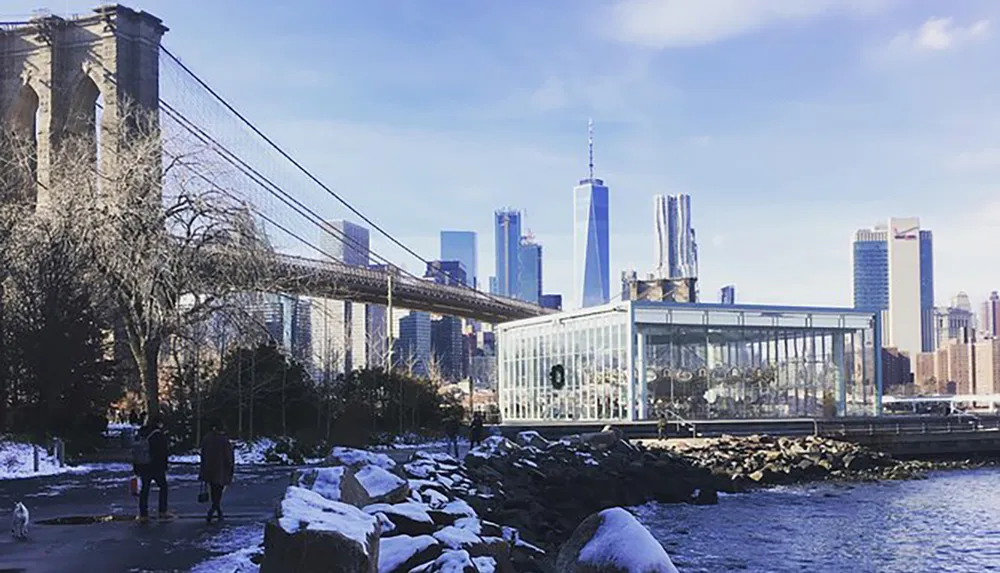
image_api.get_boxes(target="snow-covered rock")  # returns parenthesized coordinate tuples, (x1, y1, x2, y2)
(326, 446, 397, 470)
(467, 436, 518, 460)
(515, 431, 551, 449)
(356, 465, 410, 505)
(261, 486, 380, 573)
(379, 534, 441, 573)
(411, 549, 479, 573)
(292, 466, 368, 507)
(365, 502, 436, 536)
(556, 507, 678, 573)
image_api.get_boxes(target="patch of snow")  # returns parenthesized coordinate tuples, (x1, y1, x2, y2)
(191, 523, 263, 573)
(403, 461, 437, 479)
(375, 512, 396, 535)
(424, 488, 449, 509)
(433, 525, 482, 550)
(578, 508, 678, 573)
(378, 534, 438, 573)
(412, 549, 476, 573)
(453, 516, 481, 535)
(473, 556, 497, 573)
(170, 438, 295, 466)
(364, 502, 434, 525)
(304, 467, 346, 502)
(469, 435, 518, 459)
(413, 450, 459, 464)
(355, 465, 406, 499)
(0, 440, 92, 480)
(277, 486, 377, 555)
(441, 499, 476, 519)
(329, 447, 396, 470)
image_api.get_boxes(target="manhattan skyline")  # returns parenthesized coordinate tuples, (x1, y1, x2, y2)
(12, 0, 997, 308)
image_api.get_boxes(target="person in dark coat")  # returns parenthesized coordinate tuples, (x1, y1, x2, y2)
(469, 412, 484, 448)
(444, 416, 460, 458)
(199, 421, 235, 523)
(136, 415, 173, 521)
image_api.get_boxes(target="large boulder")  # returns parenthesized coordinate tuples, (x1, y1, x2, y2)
(261, 486, 380, 573)
(326, 446, 397, 470)
(365, 502, 437, 536)
(293, 466, 369, 507)
(577, 431, 618, 451)
(556, 507, 677, 573)
(356, 465, 410, 505)
(378, 534, 442, 573)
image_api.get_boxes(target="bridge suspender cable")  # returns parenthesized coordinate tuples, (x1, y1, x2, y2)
(157, 46, 515, 307)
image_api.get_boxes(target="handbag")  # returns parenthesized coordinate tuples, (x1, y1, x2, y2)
(197, 481, 209, 504)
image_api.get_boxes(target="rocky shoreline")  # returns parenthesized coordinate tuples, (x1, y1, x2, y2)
(256, 431, 983, 572)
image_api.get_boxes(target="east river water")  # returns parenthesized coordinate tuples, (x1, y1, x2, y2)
(636, 467, 1000, 573)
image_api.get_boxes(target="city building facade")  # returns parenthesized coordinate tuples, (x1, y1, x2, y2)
(573, 178, 610, 309)
(440, 231, 478, 289)
(982, 291, 999, 339)
(497, 301, 881, 422)
(396, 312, 432, 378)
(720, 285, 736, 305)
(493, 210, 522, 297)
(654, 194, 698, 280)
(852, 218, 934, 360)
(425, 260, 468, 286)
(431, 316, 465, 382)
(517, 236, 542, 304)
(540, 294, 563, 311)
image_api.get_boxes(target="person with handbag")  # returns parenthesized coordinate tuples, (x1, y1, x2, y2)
(198, 421, 235, 524)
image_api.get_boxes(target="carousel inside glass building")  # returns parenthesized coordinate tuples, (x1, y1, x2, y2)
(496, 301, 882, 423)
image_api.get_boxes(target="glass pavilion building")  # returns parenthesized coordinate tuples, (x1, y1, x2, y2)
(496, 301, 882, 422)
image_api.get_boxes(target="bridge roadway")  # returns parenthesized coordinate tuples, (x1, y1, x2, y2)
(270, 253, 553, 323)
(497, 415, 1000, 458)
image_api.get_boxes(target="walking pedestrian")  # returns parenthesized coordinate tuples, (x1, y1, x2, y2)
(132, 415, 173, 522)
(657, 414, 668, 440)
(444, 416, 460, 458)
(469, 412, 484, 449)
(199, 421, 235, 524)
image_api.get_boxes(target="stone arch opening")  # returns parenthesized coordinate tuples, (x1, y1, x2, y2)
(2, 82, 41, 202)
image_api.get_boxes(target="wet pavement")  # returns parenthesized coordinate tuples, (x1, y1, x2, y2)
(0, 462, 291, 573)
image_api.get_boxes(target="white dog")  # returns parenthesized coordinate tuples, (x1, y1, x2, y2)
(11, 502, 29, 540)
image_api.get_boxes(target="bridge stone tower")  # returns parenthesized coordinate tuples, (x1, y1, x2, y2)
(0, 5, 166, 211)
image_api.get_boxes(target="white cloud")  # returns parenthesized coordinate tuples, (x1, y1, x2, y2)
(949, 148, 1000, 171)
(889, 17, 990, 53)
(606, 0, 892, 48)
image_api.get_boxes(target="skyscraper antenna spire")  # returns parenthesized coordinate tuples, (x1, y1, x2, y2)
(588, 118, 594, 180)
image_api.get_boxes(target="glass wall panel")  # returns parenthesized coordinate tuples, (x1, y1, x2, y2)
(498, 304, 878, 422)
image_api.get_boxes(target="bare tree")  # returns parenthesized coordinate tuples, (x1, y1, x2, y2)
(42, 105, 276, 418)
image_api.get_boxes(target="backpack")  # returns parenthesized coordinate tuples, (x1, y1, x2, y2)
(131, 431, 152, 465)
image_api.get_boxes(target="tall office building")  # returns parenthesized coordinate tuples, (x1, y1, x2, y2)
(654, 194, 698, 280)
(982, 291, 1000, 338)
(573, 120, 610, 308)
(396, 311, 432, 378)
(440, 231, 477, 290)
(494, 210, 522, 297)
(539, 294, 563, 311)
(720, 285, 735, 305)
(312, 219, 381, 377)
(431, 316, 464, 382)
(251, 294, 311, 363)
(517, 235, 542, 304)
(320, 220, 369, 266)
(425, 260, 468, 286)
(852, 218, 935, 361)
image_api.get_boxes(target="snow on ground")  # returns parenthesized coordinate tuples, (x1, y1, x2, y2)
(0, 439, 94, 480)
(191, 523, 263, 573)
(171, 437, 323, 466)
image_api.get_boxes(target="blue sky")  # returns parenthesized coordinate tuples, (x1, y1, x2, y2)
(7, 0, 1000, 309)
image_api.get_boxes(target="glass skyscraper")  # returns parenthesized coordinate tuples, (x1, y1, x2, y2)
(654, 194, 698, 280)
(440, 231, 477, 289)
(493, 210, 521, 297)
(573, 119, 610, 309)
(517, 236, 542, 304)
(852, 220, 935, 357)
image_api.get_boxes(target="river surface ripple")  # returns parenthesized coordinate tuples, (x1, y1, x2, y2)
(635, 468, 1000, 573)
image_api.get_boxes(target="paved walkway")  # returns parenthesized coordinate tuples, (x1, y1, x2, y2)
(0, 463, 290, 573)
